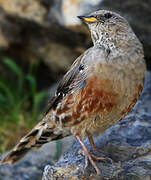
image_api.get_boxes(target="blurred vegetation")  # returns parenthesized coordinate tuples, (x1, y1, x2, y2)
(0, 57, 47, 153)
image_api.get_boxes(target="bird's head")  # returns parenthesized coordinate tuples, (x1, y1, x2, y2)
(78, 10, 138, 51)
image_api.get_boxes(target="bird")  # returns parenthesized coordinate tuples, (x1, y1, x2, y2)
(0, 10, 146, 175)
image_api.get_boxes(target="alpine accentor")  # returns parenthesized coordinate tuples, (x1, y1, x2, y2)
(0, 10, 146, 175)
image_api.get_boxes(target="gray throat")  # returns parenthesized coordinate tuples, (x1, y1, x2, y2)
(91, 30, 115, 52)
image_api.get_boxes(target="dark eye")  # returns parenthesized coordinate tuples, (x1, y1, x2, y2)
(104, 13, 112, 19)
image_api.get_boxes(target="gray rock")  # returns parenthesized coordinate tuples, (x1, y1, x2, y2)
(42, 71, 151, 179)
(0, 1, 85, 77)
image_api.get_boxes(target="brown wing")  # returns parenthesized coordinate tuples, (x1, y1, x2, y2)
(0, 49, 90, 165)
(44, 50, 90, 115)
(55, 73, 119, 127)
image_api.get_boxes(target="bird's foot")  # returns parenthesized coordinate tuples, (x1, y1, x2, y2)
(88, 135, 113, 164)
(79, 149, 113, 164)
(76, 134, 104, 175)
(91, 153, 106, 161)
(78, 148, 102, 175)
(91, 153, 113, 164)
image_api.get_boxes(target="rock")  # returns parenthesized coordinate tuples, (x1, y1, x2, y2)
(0, 8, 21, 48)
(40, 42, 79, 73)
(0, 1, 87, 79)
(0, 0, 46, 25)
(42, 71, 151, 179)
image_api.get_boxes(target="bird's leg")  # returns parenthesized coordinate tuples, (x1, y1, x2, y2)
(88, 135, 106, 161)
(88, 135, 97, 152)
(75, 134, 101, 175)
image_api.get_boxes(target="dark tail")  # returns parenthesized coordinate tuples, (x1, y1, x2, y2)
(0, 121, 65, 164)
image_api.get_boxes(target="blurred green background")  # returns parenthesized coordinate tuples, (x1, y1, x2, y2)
(0, 57, 47, 153)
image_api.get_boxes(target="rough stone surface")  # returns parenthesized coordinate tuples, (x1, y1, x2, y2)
(42, 71, 151, 179)
(0, 0, 46, 24)
(0, 2, 86, 77)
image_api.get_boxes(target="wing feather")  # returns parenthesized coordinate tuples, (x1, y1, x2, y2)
(45, 49, 91, 115)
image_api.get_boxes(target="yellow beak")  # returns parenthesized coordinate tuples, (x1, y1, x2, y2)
(78, 15, 98, 23)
